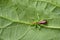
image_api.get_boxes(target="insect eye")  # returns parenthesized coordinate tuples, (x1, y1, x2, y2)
(38, 20, 47, 24)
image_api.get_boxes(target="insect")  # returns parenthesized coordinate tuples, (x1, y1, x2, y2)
(38, 20, 47, 24)
(31, 20, 47, 30)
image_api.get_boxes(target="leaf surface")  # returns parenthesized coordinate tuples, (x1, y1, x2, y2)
(0, 0, 60, 40)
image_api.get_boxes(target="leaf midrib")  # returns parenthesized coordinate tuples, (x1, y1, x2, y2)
(0, 16, 32, 25)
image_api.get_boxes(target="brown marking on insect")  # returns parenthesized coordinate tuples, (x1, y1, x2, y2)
(38, 20, 47, 24)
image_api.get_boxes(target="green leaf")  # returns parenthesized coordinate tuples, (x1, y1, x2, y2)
(0, 0, 60, 40)
(19, 28, 60, 40)
(0, 23, 30, 40)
